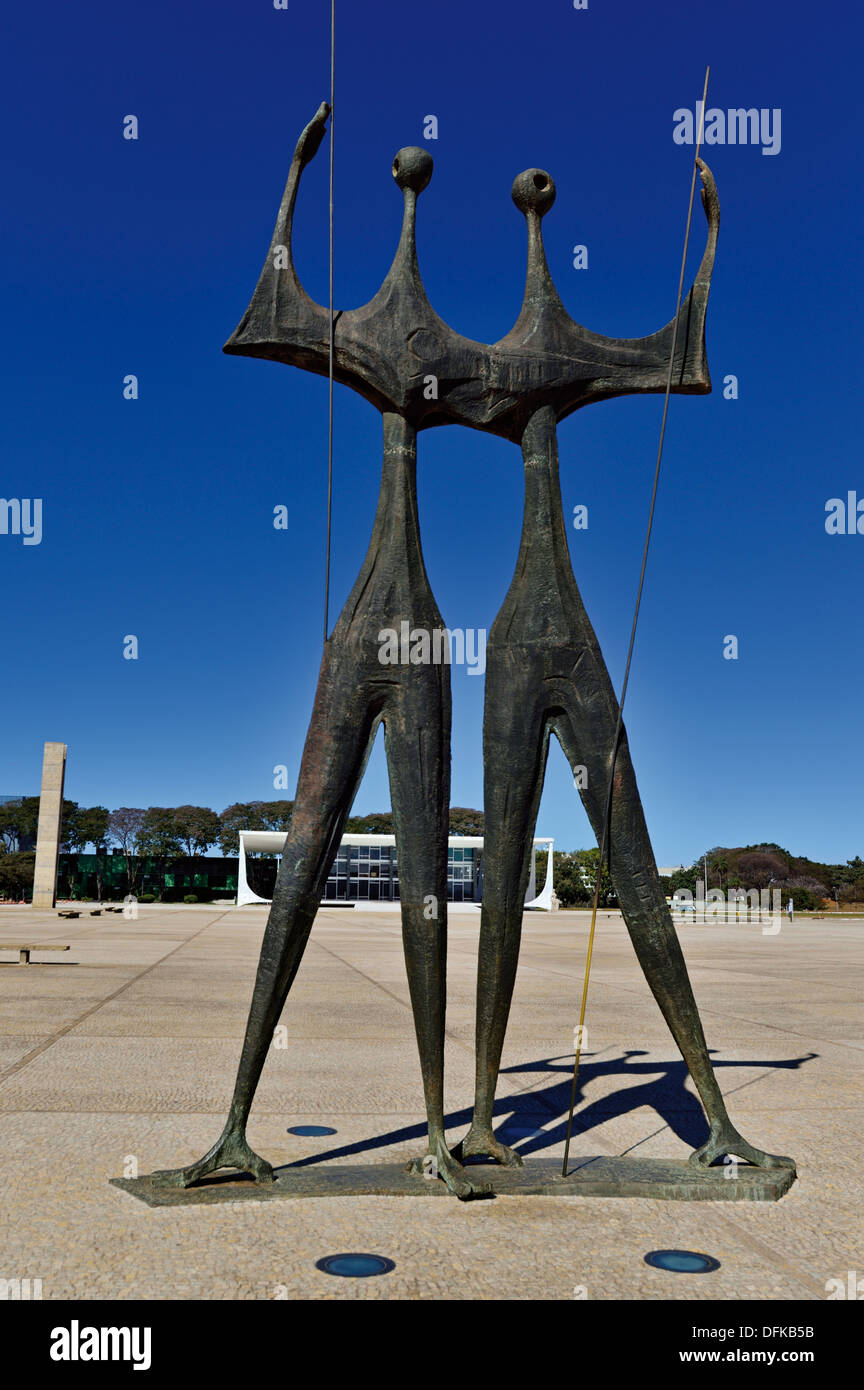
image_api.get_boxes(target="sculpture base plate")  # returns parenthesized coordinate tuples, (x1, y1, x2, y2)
(112, 1155, 795, 1206)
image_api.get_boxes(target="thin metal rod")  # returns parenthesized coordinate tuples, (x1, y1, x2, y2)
(561, 66, 711, 1177)
(323, 0, 336, 643)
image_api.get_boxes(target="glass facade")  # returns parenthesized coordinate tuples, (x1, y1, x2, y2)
(324, 845, 481, 903)
(57, 853, 239, 902)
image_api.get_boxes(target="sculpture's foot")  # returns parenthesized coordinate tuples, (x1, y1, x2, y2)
(150, 1128, 275, 1189)
(688, 1122, 795, 1172)
(453, 1125, 524, 1168)
(407, 1139, 493, 1200)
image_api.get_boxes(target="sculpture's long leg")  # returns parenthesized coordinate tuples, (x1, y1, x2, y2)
(152, 409, 478, 1192)
(553, 699, 794, 1169)
(152, 408, 423, 1190)
(530, 398, 792, 1169)
(457, 653, 549, 1167)
(383, 670, 490, 1198)
(465, 403, 792, 1171)
(151, 654, 384, 1188)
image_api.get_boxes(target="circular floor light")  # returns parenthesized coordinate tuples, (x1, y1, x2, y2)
(287, 1125, 337, 1136)
(644, 1249, 721, 1274)
(316, 1253, 395, 1278)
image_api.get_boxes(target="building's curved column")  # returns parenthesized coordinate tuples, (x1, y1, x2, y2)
(236, 833, 272, 907)
(524, 838, 555, 910)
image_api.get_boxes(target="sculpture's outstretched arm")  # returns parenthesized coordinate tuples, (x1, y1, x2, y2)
(223, 103, 333, 371)
(694, 157, 720, 283)
(493, 160, 720, 424)
(565, 159, 720, 409)
(222, 109, 447, 418)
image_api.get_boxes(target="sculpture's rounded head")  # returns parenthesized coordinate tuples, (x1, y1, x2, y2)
(512, 168, 556, 217)
(392, 146, 433, 194)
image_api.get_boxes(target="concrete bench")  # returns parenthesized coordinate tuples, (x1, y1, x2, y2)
(0, 943, 70, 965)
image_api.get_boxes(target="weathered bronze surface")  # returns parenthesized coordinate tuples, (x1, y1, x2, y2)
(147, 104, 794, 1202)
(456, 154, 791, 1183)
(118, 1156, 794, 1206)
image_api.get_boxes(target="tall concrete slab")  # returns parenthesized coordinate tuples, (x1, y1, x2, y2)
(31, 741, 67, 909)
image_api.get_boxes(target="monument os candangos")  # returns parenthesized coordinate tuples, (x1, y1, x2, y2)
(117, 104, 795, 1204)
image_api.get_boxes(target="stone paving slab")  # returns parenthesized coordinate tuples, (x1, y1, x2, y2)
(0, 904, 860, 1300)
(0, 1036, 478, 1114)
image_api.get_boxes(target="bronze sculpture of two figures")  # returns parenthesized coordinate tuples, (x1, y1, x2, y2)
(154, 105, 794, 1198)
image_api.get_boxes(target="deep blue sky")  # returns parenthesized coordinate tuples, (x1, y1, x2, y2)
(2, 0, 860, 864)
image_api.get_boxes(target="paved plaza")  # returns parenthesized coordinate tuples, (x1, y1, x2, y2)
(0, 904, 860, 1300)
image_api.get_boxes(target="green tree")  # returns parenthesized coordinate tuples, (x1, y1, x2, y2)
(66, 807, 110, 900)
(707, 852, 728, 890)
(173, 805, 221, 856)
(341, 806, 485, 836)
(546, 852, 591, 907)
(785, 886, 819, 911)
(0, 801, 22, 851)
(139, 807, 183, 859)
(0, 851, 36, 900)
(345, 810, 394, 834)
(219, 802, 272, 855)
(574, 847, 616, 905)
(108, 807, 146, 891)
(736, 850, 788, 890)
(69, 806, 110, 852)
(260, 801, 294, 833)
(58, 800, 81, 852)
(667, 864, 700, 895)
(55, 800, 81, 898)
(844, 856, 864, 891)
(0, 797, 40, 851)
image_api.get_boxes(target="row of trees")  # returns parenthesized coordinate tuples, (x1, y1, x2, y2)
(0, 799, 291, 898)
(3, 794, 861, 911)
(0, 800, 112, 898)
(0, 800, 491, 898)
(0, 798, 295, 861)
(667, 845, 864, 912)
(0, 798, 111, 855)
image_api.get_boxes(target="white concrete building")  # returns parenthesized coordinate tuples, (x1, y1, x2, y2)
(237, 831, 555, 910)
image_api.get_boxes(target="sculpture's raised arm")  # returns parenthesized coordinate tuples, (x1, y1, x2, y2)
(223, 103, 333, 373)
(489, 159, 720, 426)
(223, 108, 450, 415)
(571, 157, 720, 411)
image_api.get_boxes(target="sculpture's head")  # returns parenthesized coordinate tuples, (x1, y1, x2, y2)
(392, 146, 433, 194)
(511, 168, 556, 218)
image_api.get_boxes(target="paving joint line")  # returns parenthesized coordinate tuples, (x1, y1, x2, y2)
(0, 910, 234, 1087)
(308, 936, 478, 1057)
